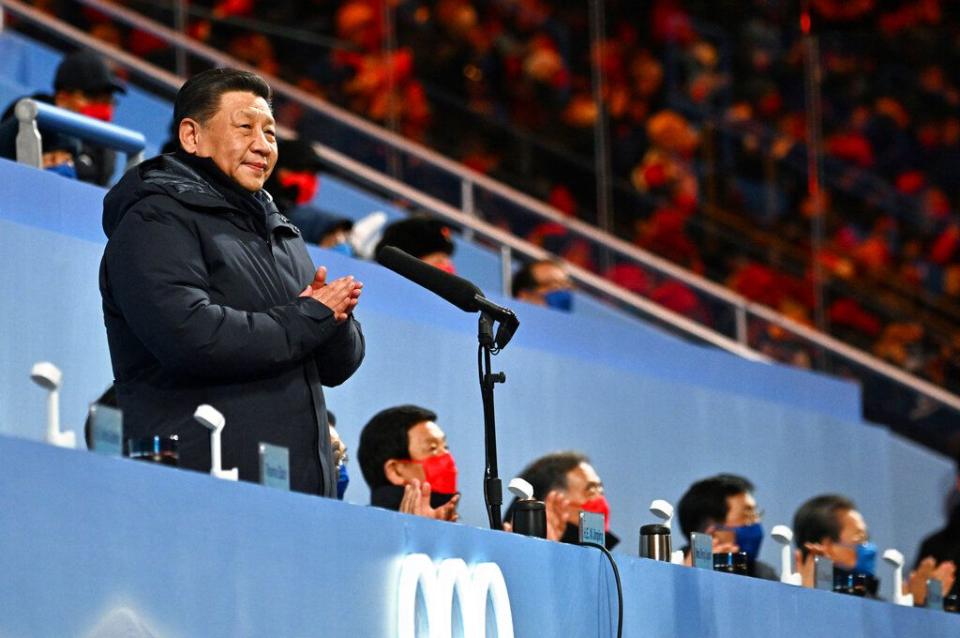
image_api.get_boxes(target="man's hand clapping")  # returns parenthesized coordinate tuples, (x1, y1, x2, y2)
(399, 479, 460, 522)
(300, 266, 363, 322)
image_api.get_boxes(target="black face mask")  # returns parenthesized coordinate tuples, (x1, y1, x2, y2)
(369, 484, 456, 512)
(559, 522, 620, 551)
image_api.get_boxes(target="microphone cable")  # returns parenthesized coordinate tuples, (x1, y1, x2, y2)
(581, 541, 623, 638)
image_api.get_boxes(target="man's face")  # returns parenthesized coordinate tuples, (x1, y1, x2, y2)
(828, 508, 869, 569)
(561, 461, 604, 525)
(182, 90, 278, 192)
(390, 420, 449, 484)
(724, 492, 759, 527)
(523, 262, 572, 305)
(711, 491, 760, 546)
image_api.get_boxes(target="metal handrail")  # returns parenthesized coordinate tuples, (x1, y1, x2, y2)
(0, 0, 182, 90)
(317, 140, 960, 411)
(15, 98, 146, 169)
(5, 0, 960, 415)
(314, 141, 769, 363)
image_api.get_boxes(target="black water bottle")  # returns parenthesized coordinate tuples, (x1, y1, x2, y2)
(512, 498, 547, 538)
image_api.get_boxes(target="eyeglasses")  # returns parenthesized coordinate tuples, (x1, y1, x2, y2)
(718, 509, 764, 529)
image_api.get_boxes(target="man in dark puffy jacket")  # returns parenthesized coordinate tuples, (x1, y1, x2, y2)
(100, 68, 364, 496)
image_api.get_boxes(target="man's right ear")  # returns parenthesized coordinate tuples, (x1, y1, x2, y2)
(178, 118, 201, 154)
(383, 459, 408, 486)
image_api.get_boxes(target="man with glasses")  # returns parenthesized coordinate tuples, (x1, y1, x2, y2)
(504, 451, 619, 550)
(677, 473, 777, 580)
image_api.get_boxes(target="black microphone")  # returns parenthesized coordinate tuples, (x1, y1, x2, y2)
(376, 245, 520, 349)
(474, 295, 520, 350)
(376, 245, 483, 311)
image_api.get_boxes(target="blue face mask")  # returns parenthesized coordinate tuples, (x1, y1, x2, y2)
(734, 523, 764, 562)
(544, 288, 573, 312)
(46, 162, 77, 179)
(336, 463, 349, 500)
(329, 242, 354, 257)
(853, 541, 878, 576)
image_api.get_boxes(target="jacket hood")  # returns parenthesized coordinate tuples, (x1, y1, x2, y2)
(102, 153, 275, 238)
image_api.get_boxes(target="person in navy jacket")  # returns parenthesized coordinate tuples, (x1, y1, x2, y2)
(100, 68, 364, 496)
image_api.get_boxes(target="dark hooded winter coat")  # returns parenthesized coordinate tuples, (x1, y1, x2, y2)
(100, 152, 364, 496)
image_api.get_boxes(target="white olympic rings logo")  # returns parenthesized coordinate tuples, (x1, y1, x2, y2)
(397, 553, 514, 638)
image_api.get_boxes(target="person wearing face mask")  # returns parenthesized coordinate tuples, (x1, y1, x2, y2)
(268, 138, 324, 208)
(327, 411, 351, 500)
(504, 451, 619, 550)
(51, 51, 124, 124)
(0, 50, 126, 185)
(793, 494, 881, 596)
(290, 208, 357, 256)
(374, 215, 457, 274)
(511, 259, 575, 312)
(357, 405, 460, 521)
(676, 474, 778, 580)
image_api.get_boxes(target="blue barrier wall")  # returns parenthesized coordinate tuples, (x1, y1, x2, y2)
(1, 436, 957, 637)
(0, 157, 953, 591)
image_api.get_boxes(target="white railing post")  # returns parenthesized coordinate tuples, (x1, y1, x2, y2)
(500, 245, 513, 298)
(735, 303, 748, 345)
(14, 98, 42, 168)
(173, 0, 187, 77)
(461, 177, 475, 242)
(461, 178, 475, 217)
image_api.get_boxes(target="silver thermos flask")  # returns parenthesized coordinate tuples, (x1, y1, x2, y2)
(639, 523, 672, 561)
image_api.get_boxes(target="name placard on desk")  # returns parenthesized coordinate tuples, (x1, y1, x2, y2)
(926, 579, 944, 610)
(578, 511, 605, 547)
(258, 443, 290, 490)
(691, 532, 713, 570)
(814, 556, 834, 591)
(88, 404, 123, 457)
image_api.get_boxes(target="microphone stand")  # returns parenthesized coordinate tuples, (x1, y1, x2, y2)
(478, 311, 505, 530)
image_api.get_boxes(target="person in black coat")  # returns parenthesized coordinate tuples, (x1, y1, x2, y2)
(100, 68, 364, 497)
(913, 455, 960, 599)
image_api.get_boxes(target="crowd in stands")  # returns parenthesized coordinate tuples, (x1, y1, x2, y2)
(7, 2, 960, 400)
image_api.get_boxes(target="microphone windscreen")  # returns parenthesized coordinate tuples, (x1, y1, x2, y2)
(376, 245, 481, 312)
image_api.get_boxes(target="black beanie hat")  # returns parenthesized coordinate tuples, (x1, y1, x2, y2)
(375, 215, 455, 259)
